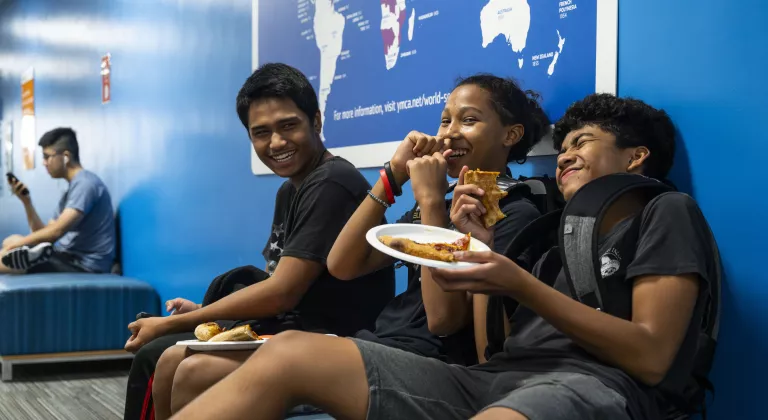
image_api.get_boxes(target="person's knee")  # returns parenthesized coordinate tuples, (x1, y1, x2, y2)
(243, 330, 318, 376)
(257, 330, 313, 359)
(156, 345, 188, 374)
(3, 234, 23, 243)
(129, 333, 183, 383)
(152, 345, 188, 400)
(170, 354, 216, 412)
(172, 354, 216, 392)
(472, 407, 529, 420)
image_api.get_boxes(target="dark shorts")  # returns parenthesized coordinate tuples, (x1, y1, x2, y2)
(26, 251, 90, 274)
(351, 338, 630, 420)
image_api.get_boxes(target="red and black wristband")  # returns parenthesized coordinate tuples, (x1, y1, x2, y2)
(379, 168, 396, 205)
(383, 161, 402, 197)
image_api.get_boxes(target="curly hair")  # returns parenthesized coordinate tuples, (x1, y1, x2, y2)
(455, 74, 551, 163)
(553, 94, 676, 179)
(236, 63, 319, 129)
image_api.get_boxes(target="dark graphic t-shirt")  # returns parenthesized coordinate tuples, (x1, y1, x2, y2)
(262, 157, 395, 337)
(473, 193, 717, 420)
(355, 179, 540, 362)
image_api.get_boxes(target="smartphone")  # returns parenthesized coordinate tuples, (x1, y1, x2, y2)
(5, 172, 29, 196)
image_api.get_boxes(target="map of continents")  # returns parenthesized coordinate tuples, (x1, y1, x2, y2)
(255, 0, 597, 153)
(381, 0, 415, 70)
(313, 0, 344, 140)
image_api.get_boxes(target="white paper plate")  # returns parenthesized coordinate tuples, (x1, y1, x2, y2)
(177, 334, 339, 352)
(366, 224, 490, 269)
(176, 339, 268, 351)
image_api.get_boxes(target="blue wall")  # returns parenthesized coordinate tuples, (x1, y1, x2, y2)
(619, 2, 767, 418)
(0, 1, 764, 418)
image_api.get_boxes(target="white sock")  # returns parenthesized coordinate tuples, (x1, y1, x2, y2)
(2, 243, 54, 270)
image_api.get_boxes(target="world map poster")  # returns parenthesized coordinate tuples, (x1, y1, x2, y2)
(252, 0, 617, 173)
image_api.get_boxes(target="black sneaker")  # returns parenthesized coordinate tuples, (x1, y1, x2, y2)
(2, 242, 54, 270)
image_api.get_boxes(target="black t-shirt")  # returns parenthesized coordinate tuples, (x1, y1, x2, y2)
(355, 180, 540, 361)
(262, 156, 395, 337)
(473, 193, 716, 420)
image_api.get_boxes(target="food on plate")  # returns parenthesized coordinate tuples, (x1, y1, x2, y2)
(379, 233, 471, 262)
(464, 170, 508, 228)
(207, 324, 261, 342)
(194, 322, 223, 341)
(193, 323, 261, 342)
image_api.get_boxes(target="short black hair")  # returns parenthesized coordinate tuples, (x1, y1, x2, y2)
(236, 63, 319, 129)
(553, 94, 676, 179)
(38, 127, 79, 162)
(455, 74, 551, 163)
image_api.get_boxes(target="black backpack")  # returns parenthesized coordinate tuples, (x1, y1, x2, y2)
(517, 175, 566, 215)
(137, 266, 305, 333)
(203, 265, 306, 333)
(486, 173, 721, 419)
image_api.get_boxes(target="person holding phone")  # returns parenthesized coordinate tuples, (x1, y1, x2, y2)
(1, 127, 116, 274)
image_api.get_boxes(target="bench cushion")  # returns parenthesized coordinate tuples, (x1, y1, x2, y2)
(0, 273, 159, 356)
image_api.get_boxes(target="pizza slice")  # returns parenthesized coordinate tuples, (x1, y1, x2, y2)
(379, 233, 471, 263)
(464, 170, 508, 228)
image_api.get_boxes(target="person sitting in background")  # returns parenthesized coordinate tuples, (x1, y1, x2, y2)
(122, 63, 394, 420)
(170, 94, 719, 420)
(1, 127, 116, 274)
(160, 74, 551, 416)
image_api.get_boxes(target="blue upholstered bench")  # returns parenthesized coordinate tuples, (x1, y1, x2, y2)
(0, 273, 159, 380)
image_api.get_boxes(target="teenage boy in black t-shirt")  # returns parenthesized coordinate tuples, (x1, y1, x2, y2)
(122, 63, 393, 420)
(170, 94, 720, 420)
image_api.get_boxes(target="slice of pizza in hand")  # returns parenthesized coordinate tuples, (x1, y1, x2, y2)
(464, 170, 508, 228)
(379, 233, 471, 263)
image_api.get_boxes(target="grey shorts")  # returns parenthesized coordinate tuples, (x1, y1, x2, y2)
(352, 338, 630, 420)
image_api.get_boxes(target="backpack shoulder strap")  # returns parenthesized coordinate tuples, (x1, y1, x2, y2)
(203, 265, 270, 307)
(559, 174, 673, 311)
(505, 209, 562, 262)
(495, 175, 535, 204)
(497, 175, 527, 192)
(519, 175, 565, 214)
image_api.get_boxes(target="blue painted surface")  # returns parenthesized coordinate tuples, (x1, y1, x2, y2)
(619, 1, 767, 418)
(0, 0, 763, 418)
